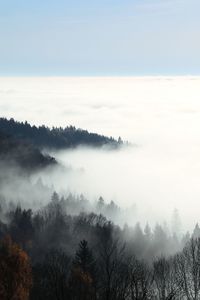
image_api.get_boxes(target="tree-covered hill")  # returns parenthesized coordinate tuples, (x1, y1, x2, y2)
(0, 118, 122, 150)
(0, 131, 56, 170)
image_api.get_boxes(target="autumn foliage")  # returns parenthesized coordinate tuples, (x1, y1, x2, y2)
(0, 235, 32, 300)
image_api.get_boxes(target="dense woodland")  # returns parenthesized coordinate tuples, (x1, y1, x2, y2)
(1, 118, 200, 299)
(0, 118, 122, 150)
(0, 191, 200, 300)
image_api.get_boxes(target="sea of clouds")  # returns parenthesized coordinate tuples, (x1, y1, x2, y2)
(1, 76, 200, 231)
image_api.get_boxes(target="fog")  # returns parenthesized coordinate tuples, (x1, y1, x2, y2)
(1, 76, 200, 231)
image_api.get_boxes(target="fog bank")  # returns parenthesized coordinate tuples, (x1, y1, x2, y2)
(1, 76, 200, 231)
(32, 144, 199, 232)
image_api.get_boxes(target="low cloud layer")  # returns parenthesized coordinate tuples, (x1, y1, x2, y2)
(1, 76, 200, 231)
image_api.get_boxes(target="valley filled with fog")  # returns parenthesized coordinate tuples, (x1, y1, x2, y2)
(1, 76, 200, 231)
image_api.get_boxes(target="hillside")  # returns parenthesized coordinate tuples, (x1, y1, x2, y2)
(0, 131, 56, 170)
(0, 118, 122, 150)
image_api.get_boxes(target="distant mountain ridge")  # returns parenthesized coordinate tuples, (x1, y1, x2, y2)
(0, 118, 122, 150)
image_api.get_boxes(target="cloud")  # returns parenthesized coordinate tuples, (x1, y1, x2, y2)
(1, 76, 200, 231)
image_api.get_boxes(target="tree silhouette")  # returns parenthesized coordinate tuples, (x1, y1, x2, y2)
(74, 240, 95, 272)
(31, 249, 70, 300)
(70, 240, 96, 300)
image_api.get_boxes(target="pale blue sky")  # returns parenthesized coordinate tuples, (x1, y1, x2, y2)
(0, 0, 199, 75)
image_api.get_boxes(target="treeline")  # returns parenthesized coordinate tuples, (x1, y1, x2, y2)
(0, 118, 122, 149)
(1, 192, 200, 299)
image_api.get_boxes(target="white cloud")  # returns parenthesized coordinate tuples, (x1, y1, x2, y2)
(1, 76, 200, 230)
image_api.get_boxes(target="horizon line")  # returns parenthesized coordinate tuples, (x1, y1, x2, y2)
(0, 74, 200, 78)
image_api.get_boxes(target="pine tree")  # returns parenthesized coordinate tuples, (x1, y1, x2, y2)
(171, 208, 182, 238)
(70, 240, 97, 300)
(193, 223, 200, 239)
(144, 223, 152, 240)
(73, 240, 95, 273)
(96, 196, 105, 212)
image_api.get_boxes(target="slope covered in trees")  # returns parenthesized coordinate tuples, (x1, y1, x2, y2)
(0, 117, 123, 171)
(0, 131, 56, 170)
(0, 118, 122, 150)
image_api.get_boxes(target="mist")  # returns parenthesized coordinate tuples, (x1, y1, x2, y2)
(2, 77, 200, 299)
(29, 142, 198, 232)
(1, 76, 200, 232)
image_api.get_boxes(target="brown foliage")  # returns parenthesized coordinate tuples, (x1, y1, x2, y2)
(0, 235, 32, 300)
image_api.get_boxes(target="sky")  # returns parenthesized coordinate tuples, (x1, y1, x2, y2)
(0, 0, 200, 75)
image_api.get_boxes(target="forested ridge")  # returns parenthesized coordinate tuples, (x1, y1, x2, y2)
(0, 117, 122, 170)
(0, 118, 122, 150)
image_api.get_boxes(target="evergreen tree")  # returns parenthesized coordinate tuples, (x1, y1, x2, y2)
(70, 240, 97, 300)
(192, 223, 200, 239)
(144, 223, 152, 240)
(73, 240, 95, 273)
(96, 196, 105, 212)
(171, 208, 182, 238)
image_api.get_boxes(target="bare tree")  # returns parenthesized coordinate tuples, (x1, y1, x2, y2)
(175, 238, 200, 300)
(97, 223, 128, 300)
(153, 256, 182, 300)
(31, 249, 71, 300)
(129, 256, 153, 300)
